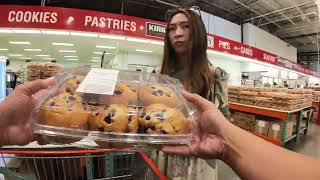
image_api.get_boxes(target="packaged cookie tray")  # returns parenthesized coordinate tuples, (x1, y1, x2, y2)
(33, 68, 196, 145)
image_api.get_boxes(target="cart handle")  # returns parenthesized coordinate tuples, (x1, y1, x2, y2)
(138, 151, 167, 180)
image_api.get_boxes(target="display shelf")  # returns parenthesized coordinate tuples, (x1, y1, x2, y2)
(299, 127, 308, 134)
(230, 102, 313, 146)
(253, 133, 282, 146)
(284, 134, 297, 143)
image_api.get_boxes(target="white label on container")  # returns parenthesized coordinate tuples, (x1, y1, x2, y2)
(76, 68, 119, 95)
(272, 124, 281, 131)
(258, 121, 265, 127)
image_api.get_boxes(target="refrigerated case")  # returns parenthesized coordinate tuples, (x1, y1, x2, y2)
(0, 57, 6, 102)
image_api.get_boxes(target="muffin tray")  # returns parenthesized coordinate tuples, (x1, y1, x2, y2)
(33, 67, 196, 147)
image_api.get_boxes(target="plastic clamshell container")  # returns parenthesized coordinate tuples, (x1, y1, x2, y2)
(33, 67, 196, 147)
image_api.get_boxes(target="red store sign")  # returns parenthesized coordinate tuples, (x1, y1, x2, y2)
(0, 5, 318, 78)
(0, 5, 165, 40)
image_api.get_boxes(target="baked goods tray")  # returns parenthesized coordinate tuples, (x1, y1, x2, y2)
(33, 67, 196, 146)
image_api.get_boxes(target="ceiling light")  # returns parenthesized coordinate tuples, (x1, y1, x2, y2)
(136, 49, 153, 53)
(42, 30, 70, 35)
(43, 58, 55, 60)
(24, 49, 42, 52)
(151, 41, 164, 45)
(19, 57, 31, 60)
(70, 32, 98, 37)
(91, 59, 100, 62)
(9, 41, 31, 45)
(0, 29, 13, 33)
(35, 55, 50, 57)
(64, 55, 78, 58)
(8, 54, 23, 57)
(52, 43, 74, 46)
(66, 58, 79, 61)
(93, 52, 110, 55)
(0, 49, 8, 51)
(92, 57, 100, 59)
(59, 50, 76, 53)
(96, 45, 116, 49)
(99, 34, 126, 40)
(127, 38, 150, 43)
(12, 29, 41, 34)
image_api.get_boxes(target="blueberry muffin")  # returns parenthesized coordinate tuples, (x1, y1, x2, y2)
(89, 104, 139, 133)
(138, 104, 189, 135)
(59, 75, 85, 94)
(138, 84, 178, 108)
(40, 92, 90, 129)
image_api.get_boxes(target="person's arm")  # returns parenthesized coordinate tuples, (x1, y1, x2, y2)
(0, 78, 55, 147)
(222, 122, 320, 180)
(163, 91, 320, 180)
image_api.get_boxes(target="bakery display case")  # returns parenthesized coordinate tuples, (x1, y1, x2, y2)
(33, 67, 195, 147)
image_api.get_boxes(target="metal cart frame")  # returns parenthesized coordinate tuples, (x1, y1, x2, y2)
(0, 149, 166, 180)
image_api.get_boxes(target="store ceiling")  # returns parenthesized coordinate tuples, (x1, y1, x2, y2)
(0, 29, 164, 63)
(1, 0, 319, 65)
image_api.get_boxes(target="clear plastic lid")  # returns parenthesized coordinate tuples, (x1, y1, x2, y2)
(33, 67, 196, 147)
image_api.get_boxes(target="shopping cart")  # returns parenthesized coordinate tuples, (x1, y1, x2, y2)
(0, 149, 166, 180)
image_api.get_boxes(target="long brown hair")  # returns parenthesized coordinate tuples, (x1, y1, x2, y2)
(161, 9, 213, 98)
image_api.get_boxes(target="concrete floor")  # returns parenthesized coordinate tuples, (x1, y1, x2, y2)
(217, 123, 320, 180)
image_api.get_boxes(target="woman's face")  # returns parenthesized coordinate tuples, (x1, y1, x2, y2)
(168, 13, 190, 55)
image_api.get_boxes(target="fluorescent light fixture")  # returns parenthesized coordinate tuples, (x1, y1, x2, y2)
(70, 32, 98, 37)
(19, 57, 31, 60)
(42, 30, 70, 35)
(99, 34, 126, 40)
(66, 58, 79, 61)
(93, 52, 110, 55)
(64, 55, 78, 58)
(92, 57, 100, 59)
(9, 41, 31, 45)
(0, 49, 8, 51)
(91, 59, 100, 62)
(52, 43, 74, 46)
(35, 55, 50, 57)
(96, 45, 116, 49)
(43, 58, 55, 60)
(8, 54, 23, 57)
(151, 41, 164, 45)
(12, 29, 41, 34)
(24, 49, 42, 52)
(0, 29, 13, 33)
(59, 50, 76, 53)
(127, 38, 150, 43)
(136, 49, 153, 53)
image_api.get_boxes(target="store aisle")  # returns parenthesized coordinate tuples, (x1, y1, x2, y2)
(217, 123, 320, 180)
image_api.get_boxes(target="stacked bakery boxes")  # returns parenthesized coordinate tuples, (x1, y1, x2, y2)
(26, 62, 62, 81)
(228, 87, 312, 111)
(231, 111, 296, 141)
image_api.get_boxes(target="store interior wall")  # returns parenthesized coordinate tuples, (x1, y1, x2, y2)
(209, 56, 242, 86)
(201, 11, 241, 42)
(243, 23, 297, 62)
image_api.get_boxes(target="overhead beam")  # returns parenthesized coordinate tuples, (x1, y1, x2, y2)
(243, 1, 314, 22)
(282, 32, 318, 40)
(258, 12, 318, 27)
(231, 0, 282, 28)
(199, 0, 246, 19)
(293, 1, 311, 22)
